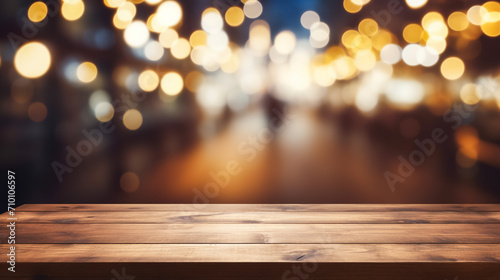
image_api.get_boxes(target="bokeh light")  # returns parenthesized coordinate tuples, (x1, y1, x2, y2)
(138, 69, 159, 92)
(14, 42, 51, 79)
(123, 109, 143, 130)
(28, 1, 48, 23)
(76, 62, 98, 83)
(440, 57, 465, 80)
(61, 0, 85, 21)
(161, 72, 183, 95)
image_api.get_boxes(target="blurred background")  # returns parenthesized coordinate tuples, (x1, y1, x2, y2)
(1, 0, 500, 206)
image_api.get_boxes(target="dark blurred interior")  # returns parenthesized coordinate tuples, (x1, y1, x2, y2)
(1, 0, 500, 206)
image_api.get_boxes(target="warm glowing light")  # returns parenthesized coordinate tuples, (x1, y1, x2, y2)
(274, 31, 296, 55)
(28, 102, 47, 122)
(403, 23, 424, 43)
(344, 0, 362, 13)
(94, 102, 114, 122)
(440, 57, 465, 80)
(421, 12, 444, 30)
(170, 38, 191, 59)
(77, 62, 98, 83)
(202, 8, 223, 33)
(28, 2, 48, 22)
(313, 65, 336, 87)
(106, 0, 125, 8)
(185, 71, 204, 92)
(159, 28, 178, 48)
(124, 20, 150, 48)
(380, 44, 402, 64)
(156, 1, 182, 28)
(467, 5, 489, 25)
(144, 40, 164, 61)
(358, 18, 379, 36)
(460, 83, 481, 105)
(14, 42, 51, 79)
(243, 0, 263, 19)
(225, 6, 244, 27)
(123, 109, 143, 130)
(385, 79, 424, 105)
(138, 69, 159, 92)
(249, 20, 271, 54)
(61, 0, 85, 21)
(161, 72, 183, 95)
(402, 44, 421, 66)
(448, 12, 469, 31)
(310, 22, 330, 48)
(426, 36, 447, 54)
(406, 0, 427, 9)
(189, 30, 207, 47)
(116, 1, 136, 22)
(301, 11, 320, 29)
(354, 50, 376, 71)
(221, 53, 240, 73)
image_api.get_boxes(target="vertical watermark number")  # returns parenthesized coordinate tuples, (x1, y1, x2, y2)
(6, 170, 17, 273)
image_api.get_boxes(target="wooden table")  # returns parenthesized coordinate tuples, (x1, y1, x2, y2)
(1, 204, 500, 279)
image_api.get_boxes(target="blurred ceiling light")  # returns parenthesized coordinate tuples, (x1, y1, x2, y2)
(28, 1, 48, 23)
(274, 30, 296, 55)
(94, 102, 115, 122)
(138, 69, 159, 92)
(144, 40, 164, 61)
(156, 1, 182, 28)
(380, 44, 402, 64)
(161, 72, 183, 95)
(448, 11, 469, 31)
(300, 11, 320, 29)
(243, 0, 263, 19)
(123, 109, 143, 130)
(440, 57, 465, 80)
(170, 38, 191, 59)
(14, 42, 51, 79)
(124, 20, 150, 48)
(61, 0, 85, 21)
(77, 61, 98, 83)
(202, 8, 223, 33)
(406, 0, 427, 9)
(225, 6, 245, 27)
(159, 28, 178, 48)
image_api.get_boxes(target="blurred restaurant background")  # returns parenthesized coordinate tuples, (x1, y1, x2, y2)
(1, 0, 500, 205)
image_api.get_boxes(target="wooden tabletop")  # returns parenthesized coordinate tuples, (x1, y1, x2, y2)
(1, 204, 500, 279)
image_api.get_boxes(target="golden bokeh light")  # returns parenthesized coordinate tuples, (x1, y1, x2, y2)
(358, 18, 378, 37)
(225, 6, 245, 27)
(159, 28, 179, 48)
(28, 1, 48, 23)
(343, 0, 362, 13)
(422, 12, 444, 30)
(440, 57, 465, 80)
(354, 49, 376, 71)
(460, 83, 482, 105)
(161, 72, 184, 96)
(76, 62, 98, 83)
(138, 69, 159, 92)
(406, 0, 427, 9)
(467, 5, 489, 25)
(61, 0, 85, 21)
(156, 1, 182, 28)
(123, 109, 143, 130)
(124, 20, 150, 48)
(403, 23, 424, 43)
(116, 1, 136, 22)
(170, 38, 191, 59)
(106, 0, 125, 8)
(313, 65, 336, 87)
(448, 11, 469, 31)
(185, 71, 204, 92)
(189, 30, 207, 47)
(14, 42, 51, 79)
(274, 30, 296, 55)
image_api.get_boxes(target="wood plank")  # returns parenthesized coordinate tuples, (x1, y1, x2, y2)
(2, 223, 500, 244)
(14, 203, 500, 212)
(3, 211, 500, 224)
(2, 244, 500, 263)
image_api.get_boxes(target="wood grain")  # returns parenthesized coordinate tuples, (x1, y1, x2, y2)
(3, 211, 500, 224)
(1, 223, 500, 244)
